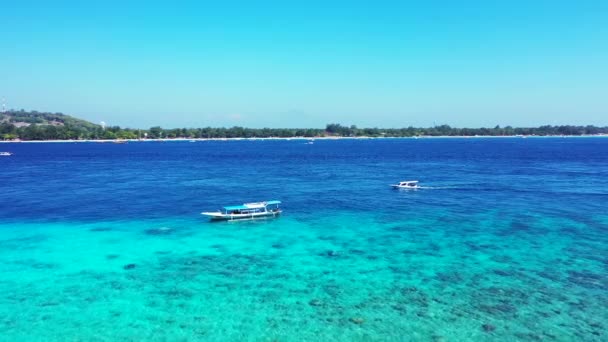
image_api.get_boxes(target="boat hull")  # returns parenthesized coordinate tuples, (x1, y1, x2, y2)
(202, 210, 282, 221)
(391, 185, 420, 189)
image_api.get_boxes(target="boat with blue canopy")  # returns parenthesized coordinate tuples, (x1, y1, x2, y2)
(201, 200, 282, 221)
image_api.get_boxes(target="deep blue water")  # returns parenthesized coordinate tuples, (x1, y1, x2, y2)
(3, 138, 607, 221)
(0, 138, 607, 341)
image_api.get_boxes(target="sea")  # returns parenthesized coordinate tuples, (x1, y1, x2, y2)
(0, 138, 607, 341)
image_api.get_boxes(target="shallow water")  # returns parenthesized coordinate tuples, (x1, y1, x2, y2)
(0, 138, 607, 341)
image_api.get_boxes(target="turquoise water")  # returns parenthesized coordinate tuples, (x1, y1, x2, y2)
(0, 139, 607, 341)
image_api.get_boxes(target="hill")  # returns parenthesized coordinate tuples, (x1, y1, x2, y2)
(1, 110, 99, 130)
(1, 110, 102, 140)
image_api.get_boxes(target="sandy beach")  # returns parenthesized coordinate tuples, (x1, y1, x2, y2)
(2, 134, 607, 144)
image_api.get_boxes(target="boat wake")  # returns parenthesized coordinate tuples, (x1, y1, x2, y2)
(416, 186, 455, 190)
(401, 185, 474, 190)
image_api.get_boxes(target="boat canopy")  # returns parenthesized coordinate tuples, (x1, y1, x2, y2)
(223, 205, 250, 211)
(223, 200, 281, 211)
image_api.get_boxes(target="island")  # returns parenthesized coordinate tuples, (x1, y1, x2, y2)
(1, 109, 607, 141)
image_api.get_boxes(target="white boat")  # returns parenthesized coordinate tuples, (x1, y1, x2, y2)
(391, 180, 420, 189)
(0, 152, 12, 156)
(201, 200, 282, 221)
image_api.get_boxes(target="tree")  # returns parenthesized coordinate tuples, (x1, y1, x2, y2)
(149, 126, 163, 138)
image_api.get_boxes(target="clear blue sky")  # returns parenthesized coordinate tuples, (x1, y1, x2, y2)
(2, 0, 607, 128)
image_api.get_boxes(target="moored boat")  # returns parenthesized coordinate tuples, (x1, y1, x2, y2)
(201, 200, 282, 221)
(391, 180, 420, 189)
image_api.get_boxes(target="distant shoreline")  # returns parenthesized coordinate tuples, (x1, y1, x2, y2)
(2, 134, 608, 143)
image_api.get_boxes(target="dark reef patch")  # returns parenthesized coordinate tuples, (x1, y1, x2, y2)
(567, 270, 606, 290)
(14, 259, 58, 270)
(435, 271, 464, 283)
(0, 234, 49, 250)
(464, 241, 493, 251)
(493, 269, 516, 277)
(490, 254, 513, 263)
(89, 227, 113, 232)
(320, 250, 341, 258)
(477, 303, 518, 317)
(535, 269, 562, 282)
(144, 227, 175, 236)
(309, 299, 324, 307)
(482, 323, 496, 332)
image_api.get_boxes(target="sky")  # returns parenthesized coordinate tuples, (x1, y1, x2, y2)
(2, 0, 607, 128)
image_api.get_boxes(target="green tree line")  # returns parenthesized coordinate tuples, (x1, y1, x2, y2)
(1, 110, 607, 141)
